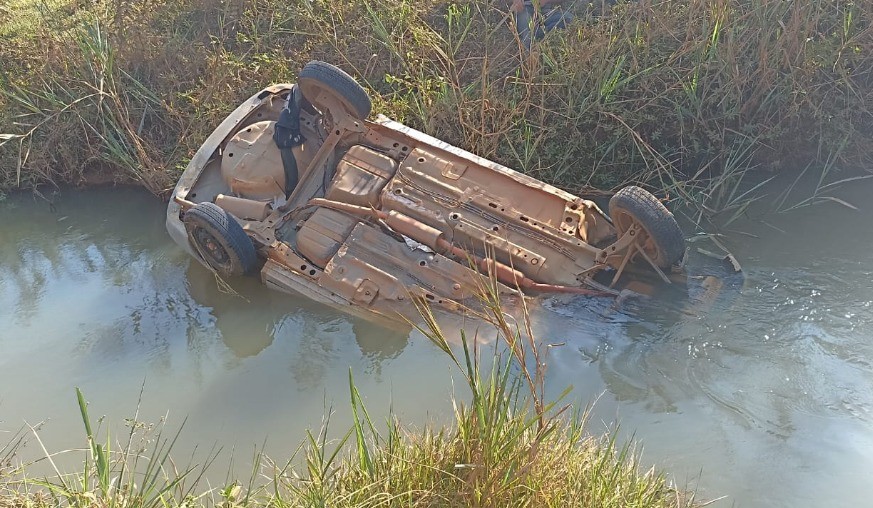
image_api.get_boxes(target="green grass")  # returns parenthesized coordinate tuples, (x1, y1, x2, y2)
(1, 0, 871, 220)
(0, 285, 700, 508)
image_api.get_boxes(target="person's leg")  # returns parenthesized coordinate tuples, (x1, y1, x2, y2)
(542, 4, 573, 34)
(513, 3, 536, 49)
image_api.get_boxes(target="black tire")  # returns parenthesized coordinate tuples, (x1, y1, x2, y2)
(608, 186, 685, 268)
(298, 61, 372, 120)
(183, 202, 257, 277)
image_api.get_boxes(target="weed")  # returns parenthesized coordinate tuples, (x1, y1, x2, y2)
(0, 292, 699, 507)
(1, 0, 870, 203)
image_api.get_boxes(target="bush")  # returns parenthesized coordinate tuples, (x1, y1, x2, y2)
(1, 0, 870, 214)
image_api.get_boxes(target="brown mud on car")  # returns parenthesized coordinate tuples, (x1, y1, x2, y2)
(167, 61, 699, 324)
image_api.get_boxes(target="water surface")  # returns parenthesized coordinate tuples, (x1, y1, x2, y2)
(1, 184, 871, 507)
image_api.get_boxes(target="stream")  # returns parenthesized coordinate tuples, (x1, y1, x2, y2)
(1, 183, 871, 507)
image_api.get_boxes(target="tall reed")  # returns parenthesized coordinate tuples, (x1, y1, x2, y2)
(0, 294, 698, 507)
(2, 0, 870, 216)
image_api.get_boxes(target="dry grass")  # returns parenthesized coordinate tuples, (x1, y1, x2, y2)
(0, 296, 698, 508)
(1, 0, 871, 220)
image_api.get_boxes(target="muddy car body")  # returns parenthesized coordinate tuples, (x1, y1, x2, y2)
(167, 62, 687, 323)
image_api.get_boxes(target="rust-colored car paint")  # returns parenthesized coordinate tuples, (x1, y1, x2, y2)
(167, 74, 688, 324)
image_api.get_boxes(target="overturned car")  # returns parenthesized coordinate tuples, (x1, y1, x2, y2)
(166, 61, 688, 323)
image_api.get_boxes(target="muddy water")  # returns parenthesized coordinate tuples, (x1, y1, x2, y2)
(1, 185, 872, 507)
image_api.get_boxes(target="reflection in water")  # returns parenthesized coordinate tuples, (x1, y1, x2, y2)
(353, 320, 409, 366)
(533, 179, 873, 508)
(0, 188, 433, 479)
(185, 265, 278, 358)
(2, 182, 873, 508)
(185, 262, 410, 363)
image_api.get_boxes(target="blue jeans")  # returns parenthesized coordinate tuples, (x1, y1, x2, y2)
(513, 1, 574, 49)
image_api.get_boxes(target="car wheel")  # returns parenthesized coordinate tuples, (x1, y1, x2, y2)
(184, 202, 257, 277)
(298, 61, 372, 121)
(608, 186, 685, 268)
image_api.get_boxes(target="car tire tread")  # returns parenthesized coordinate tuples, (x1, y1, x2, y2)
(184, 202, 257, 276)
(298, 61, 372, 120)
(609, 186, 685, 268)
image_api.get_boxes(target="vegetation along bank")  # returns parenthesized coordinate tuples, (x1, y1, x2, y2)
(1, 0, 871, 217)
(1, 1, 869, 505)
(0, 291, 701, 507)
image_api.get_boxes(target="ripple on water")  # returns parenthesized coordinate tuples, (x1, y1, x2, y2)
(679, 273, 872, 443)
(4, 184, 873, 508)
(532, 257, 873, 444)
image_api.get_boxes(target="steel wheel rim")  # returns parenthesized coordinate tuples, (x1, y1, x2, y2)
(613, 211, 661, 262)
(193, 227, 232, 271)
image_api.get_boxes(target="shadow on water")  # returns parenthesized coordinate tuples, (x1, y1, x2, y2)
(528, 176, 873, 507)
(0, 187, 416, 394)
(0, 186, 440, 480)
(185, 262, 410, 362)
(3, 178, 873, 507)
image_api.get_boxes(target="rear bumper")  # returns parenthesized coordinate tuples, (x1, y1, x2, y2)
(165, 84, 294, 256)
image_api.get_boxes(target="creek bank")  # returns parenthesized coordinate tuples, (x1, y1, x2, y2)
(2, 0, 871, 221)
